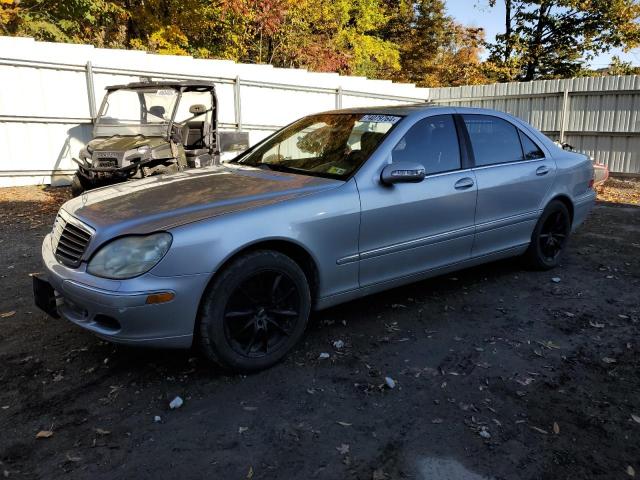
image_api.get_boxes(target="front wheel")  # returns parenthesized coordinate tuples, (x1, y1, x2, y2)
(523, 200, 571, 270)
(70, 173, 87, 197)
(198, 250, 311, 372)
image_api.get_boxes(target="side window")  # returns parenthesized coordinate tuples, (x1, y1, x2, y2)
(462, 115, 523, 166)
(391, 115, 461, 174)
(519, 131, 545, 160)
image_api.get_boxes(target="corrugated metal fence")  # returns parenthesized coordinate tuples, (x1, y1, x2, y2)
(429, 75, 640, 175)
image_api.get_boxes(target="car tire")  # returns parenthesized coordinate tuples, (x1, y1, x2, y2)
(523, 200, 572, 270)
(198, 250, 311, 372)
(70, 174, 87, 197)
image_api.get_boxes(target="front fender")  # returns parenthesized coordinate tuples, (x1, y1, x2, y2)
(150, 179, 361, 300)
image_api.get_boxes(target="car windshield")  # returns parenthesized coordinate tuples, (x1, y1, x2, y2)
(95, 87, 179, 136)
(237, 113, 402, 179)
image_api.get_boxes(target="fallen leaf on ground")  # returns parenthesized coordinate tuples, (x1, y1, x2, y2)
(336, 444, 350, 455)
(530, 426, 548, 435)
(337, 421, 352, 427)
(553, 422, 560, 434)
(95, 428, 110, 436)
(66, 453, 81, 462)
(238, 426, 249, 434)
(631, 414, 640, 424)
(602, 357, 617, 364)
(0, 311, 15, 318)
(36, 430, 53, 439)
(589, 320, 605, 328)
(628, 465, 636, 477)
(246, 466, 254, 479)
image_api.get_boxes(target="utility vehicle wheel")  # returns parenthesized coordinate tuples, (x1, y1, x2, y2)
(523, 200, 571, 270)
(70, 174, 86, 197)
(199, 250, 311, 372)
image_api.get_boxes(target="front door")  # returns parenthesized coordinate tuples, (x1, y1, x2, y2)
(357, 114, 477, 287)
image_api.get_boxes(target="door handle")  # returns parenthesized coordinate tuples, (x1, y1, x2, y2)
(536, 166, 550, 176)
(454, 177, 474, 189)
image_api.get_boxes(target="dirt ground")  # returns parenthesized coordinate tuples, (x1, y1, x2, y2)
(0, 179, 639, 480)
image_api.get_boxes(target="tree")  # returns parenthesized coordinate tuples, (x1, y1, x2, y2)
(382, 0, 488, 87)
(488, 0, 640, 81)
(2, 0, 488, 86)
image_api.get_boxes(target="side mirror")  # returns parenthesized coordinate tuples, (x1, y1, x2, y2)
(380, 161, 426, 185)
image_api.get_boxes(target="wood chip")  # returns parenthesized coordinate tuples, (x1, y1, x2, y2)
(36, 430, 54, 439)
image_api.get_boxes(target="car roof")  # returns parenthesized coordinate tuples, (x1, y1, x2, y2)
(321, 103, 439, 116)
(321, 104, 526, 118)
(320, 104, 561, 155)
(105, 80, 216, 91)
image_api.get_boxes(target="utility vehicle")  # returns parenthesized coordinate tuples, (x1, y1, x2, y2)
(72, 81, 221, 195)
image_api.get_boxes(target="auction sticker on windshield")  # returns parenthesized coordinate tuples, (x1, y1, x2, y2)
(360, 114, 402, 124)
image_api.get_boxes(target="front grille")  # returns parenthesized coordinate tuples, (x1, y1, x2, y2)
(51, 213, 92, 268)
(96, 158, 118, 168)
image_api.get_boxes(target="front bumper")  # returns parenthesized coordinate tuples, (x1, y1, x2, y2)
(35, 233, 210, 348)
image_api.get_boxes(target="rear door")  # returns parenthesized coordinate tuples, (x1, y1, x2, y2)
(357, 114, 477, 287)
(460, 114, 556, 257)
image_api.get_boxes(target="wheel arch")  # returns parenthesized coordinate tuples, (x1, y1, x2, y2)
(195, 238, 321, 330)
(547, 194, 574, 223)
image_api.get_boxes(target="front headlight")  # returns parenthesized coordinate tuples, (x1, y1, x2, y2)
(87, 233, 172, 279)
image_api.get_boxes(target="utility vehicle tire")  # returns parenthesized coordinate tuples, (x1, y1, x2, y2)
(70, 174, 86, 197)
(523, 200, 571, 270)
(198, 250, 311, 372)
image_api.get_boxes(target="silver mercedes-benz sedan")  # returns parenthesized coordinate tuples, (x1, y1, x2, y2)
(33, 106, 596, 371)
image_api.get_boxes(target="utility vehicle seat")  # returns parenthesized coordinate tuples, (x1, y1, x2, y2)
(148, 106, 166, 121)
(182, 121, 208, 156)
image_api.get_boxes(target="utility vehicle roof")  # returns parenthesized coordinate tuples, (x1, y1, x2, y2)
(105, 80, 216, 92)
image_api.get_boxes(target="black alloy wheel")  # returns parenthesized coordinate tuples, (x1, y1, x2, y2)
(538, 210, 569, 262)
(524, 200, 571, 270)
(199, 250, 311, 372)
(223, 270, 301, 358)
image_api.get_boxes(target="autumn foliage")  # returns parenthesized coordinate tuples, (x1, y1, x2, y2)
(1, 0, 639, 86)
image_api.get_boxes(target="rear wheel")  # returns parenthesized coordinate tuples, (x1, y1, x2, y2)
(198, 250, 311, 372)
(524, 200, 571, 270)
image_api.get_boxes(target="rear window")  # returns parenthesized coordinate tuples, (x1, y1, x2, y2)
(463, 114, 523, 166)
(519, 131, 545, 160)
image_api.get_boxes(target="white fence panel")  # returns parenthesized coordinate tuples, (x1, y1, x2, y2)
(0, 36, 429, 187)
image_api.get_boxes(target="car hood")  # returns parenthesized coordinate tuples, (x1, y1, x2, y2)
(62, 165, 342, 235)
(88, 135, 166, 152)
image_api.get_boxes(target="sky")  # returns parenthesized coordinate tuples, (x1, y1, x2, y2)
(445, 0, 640, 68)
